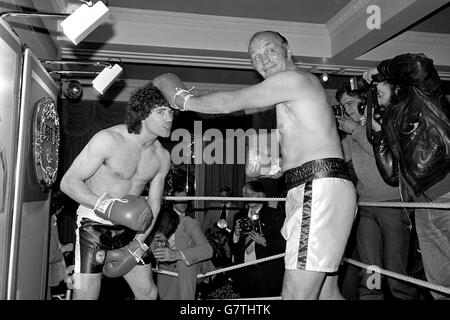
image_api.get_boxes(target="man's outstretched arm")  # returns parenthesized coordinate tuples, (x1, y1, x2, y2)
(154, 71, 308, 114)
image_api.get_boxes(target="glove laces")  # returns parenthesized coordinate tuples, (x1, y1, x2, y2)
(173, 86, 195, 111)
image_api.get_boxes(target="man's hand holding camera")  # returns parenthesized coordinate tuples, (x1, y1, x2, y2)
(336, 114, 361, 135)
(247, 231, 267, 247)
(234, 218, 267, 247)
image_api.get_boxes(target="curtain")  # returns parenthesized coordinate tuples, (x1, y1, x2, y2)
(61, 100, 127, 172)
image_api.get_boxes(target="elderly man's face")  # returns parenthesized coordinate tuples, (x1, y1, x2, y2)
(249, 33, 289, 79)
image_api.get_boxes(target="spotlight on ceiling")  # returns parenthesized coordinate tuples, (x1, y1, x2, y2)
(321, 72, 329, 82)
(0, 1, 110, 46)
(42, 59, 123, 95)
(60, 1, 110, 45)
(92, 64, 123, 94)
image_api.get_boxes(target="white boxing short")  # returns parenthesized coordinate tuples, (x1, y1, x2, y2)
(281, 158, 357, 273)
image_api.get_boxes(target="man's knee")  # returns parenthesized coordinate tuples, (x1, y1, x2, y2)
(72, 273, 102, 300)
(282, 269, 325, 300)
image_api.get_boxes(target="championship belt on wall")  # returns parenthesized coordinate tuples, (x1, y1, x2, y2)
(32, 97, 60, 191)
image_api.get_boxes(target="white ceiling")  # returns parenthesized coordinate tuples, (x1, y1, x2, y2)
(46, 0, 450, 78)
(5, 0, 443, 86)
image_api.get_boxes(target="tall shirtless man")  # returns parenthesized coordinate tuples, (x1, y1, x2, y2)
(60, 82, 173, 300)
(154, 31, 357, 300)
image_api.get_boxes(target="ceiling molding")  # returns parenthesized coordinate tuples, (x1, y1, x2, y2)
(359, 31, 450, 66)
(56, 4, 450, 81)
(57, 7, 331, 58)
(326, 0, 375, 33)
(60, 46, 450, 80)
(328, 0, 449, 61)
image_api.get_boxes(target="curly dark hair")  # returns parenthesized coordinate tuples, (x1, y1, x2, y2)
(125, 81, 170, 134)
(155, 208, 180, 239)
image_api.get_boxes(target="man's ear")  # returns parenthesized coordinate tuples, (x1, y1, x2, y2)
(286, 46, 292, 59)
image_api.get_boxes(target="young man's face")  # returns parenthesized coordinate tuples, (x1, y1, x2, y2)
(144, 105, 173, 138)
(242, 185, 263, 209)
(249, 33, 289, 79)
(376, 82, 393, 108)
(173, 190, 188, 213)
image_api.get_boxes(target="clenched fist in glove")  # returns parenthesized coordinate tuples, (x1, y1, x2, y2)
(94, 193, 153, 232)
(103, 238, 149, 278)
(246, 148, 283, 179)
(153, 73, 193, 111)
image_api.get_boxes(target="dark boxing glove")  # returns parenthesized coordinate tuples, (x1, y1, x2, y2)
(103, 238, 149, 278)
(94, 193, 153, 232)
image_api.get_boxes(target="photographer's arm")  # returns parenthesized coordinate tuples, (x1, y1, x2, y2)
(372, 128, 399, 187)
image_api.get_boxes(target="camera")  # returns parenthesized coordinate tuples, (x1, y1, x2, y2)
(332, 104, 345, 117)
(349, 77, 386, 124)
(240, 216, 262, 235)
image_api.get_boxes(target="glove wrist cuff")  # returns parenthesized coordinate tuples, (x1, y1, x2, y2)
(94, 193, 114, 218)
(173, 87, 194, 111)
(128, 238, 149, 263)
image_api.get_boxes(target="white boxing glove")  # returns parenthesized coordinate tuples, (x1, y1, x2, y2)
(246, 149, 282, 179)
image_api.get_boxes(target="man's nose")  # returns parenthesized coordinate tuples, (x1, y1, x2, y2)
(165, 112, 173, 122)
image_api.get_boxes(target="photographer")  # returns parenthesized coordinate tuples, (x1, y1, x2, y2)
(364, 53, 450, 300)
(230, 181, 285, 298)
(335, 84, 419, 300)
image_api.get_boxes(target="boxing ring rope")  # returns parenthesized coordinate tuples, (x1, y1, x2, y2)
(342, 258, 450, 295)
(60, 196, 450, 300)
(154, 195, 450, 299)
(164, 196, 450, 210)
(152, 252, 450, 297)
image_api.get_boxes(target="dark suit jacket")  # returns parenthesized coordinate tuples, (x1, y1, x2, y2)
(201, 202, 240, 233)
(230, 205, 285, 297)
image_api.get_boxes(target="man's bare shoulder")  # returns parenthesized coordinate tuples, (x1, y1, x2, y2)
(262, 70, 320, 96)
(92, 125, 127, 145)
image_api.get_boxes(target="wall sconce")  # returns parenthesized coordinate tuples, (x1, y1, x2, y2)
(0, 1, 110, 45)
(41, 59, 123, 95)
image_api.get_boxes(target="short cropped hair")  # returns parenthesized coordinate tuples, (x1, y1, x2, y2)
(249, 31, 289, 51)
(219, 186, 232, 197)
(335, 84, 366, 104)
(244, 181, 266, 196)
(125, 81, 170, 134)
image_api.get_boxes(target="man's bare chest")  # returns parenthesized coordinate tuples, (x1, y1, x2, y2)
(105, 147, 160, 182)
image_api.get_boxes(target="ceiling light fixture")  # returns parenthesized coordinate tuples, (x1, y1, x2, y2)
(42, 59, 123, 95)
(0, 1, 110, 45)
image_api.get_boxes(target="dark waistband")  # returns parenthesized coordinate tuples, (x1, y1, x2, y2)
(284, 158, 350, 191)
